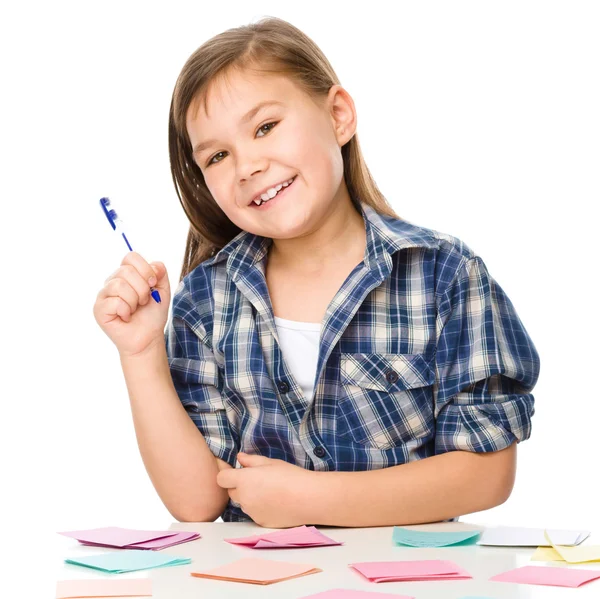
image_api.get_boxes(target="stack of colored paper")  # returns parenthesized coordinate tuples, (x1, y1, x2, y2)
(349, 560, 472, 583)
(477, 526, 589, 547)
(490, 565, 600, 588)
(393, 527, 480, 547)
(58, 526, 200, 550)
(224, 525, 342, 549)
(530, 530, 600, 564)
(56, 579, 152, 598)
(191, 557, 322, 585)
(65, 549, 191, 573)
(299, 590, 414, 598)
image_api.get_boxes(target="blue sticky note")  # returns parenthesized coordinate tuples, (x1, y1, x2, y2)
(392, 527, 481, 548)
(65, 549, 191, 573)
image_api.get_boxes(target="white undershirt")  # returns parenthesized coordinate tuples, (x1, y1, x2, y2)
(274, 316, 321, 401)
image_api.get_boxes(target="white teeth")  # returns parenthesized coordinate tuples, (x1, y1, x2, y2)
(253, 177, 295, 206)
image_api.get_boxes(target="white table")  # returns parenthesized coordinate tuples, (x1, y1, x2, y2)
(54, 521, 600, 598)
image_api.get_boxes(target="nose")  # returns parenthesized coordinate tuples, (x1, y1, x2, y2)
(236, 145, 269, 184)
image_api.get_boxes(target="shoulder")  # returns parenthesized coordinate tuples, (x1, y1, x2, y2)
(370, 209, 480, 294)
(171, 260, 215, 331)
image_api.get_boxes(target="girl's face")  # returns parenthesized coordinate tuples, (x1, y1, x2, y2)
(186, 69, 353, 240)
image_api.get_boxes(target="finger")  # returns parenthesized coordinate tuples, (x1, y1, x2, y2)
(98, 277, 140, 315)
(96, 295, 133, 324)
(148, 261, 167, 286)
(107, 264, 152, 307)
(122, 252, 160, 290)
(227, 489, 241, 505)
(237, 452, 276, 467)
(216, 468, 239, 489)
(215, 458, 233, 472)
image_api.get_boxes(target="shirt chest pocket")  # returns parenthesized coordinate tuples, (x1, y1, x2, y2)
(337, 352, 436, 450)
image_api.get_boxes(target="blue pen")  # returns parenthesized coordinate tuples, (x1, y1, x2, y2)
(99, 197, 161, 303)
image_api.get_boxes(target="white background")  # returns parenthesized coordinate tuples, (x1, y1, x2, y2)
(1, 0, 598, 593)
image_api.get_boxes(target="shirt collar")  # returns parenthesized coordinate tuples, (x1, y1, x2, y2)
(203, 202, 439, 281)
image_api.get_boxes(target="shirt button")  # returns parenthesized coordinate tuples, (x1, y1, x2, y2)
(313, 446, 326, 458)
(277, 380, 290, 393)
(386, 370, 399, 384)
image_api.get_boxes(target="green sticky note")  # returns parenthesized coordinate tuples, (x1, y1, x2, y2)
(65, 549, 191, 573)
(392, 527, 480, 548)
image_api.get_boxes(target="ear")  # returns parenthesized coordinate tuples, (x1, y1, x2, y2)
(327, 84, 357, 147)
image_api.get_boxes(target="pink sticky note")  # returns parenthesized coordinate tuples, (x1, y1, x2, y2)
(191, 557, 322, 584)
(58, 526, 178, 548)
(350, 560, 471, 582)
(491, 565, 600, 588)
(225, 525, 341, 549)
(56, 578, 152, 598)
(299, 590, 414, 598)
(80, 531, 200, 550)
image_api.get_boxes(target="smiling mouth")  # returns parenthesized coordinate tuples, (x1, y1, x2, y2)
(251, 176, 297, 207)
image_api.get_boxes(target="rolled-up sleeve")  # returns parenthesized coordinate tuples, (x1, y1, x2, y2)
(164, 284, 238, 467)
(433, 255, 540, 454)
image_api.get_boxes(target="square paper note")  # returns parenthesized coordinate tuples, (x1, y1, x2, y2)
(490, 565, 600, 588)
(349, 560, 472, 583)
(225, 525, 342, 549)
(59, 526, 199, 550)
(191, 557, 321, 585)
(65, 550, 190, 574)
(56, 578, 152, 598)
(393, 527, 480, 547)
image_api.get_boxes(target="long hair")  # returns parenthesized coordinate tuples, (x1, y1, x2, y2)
(169, 16, 400, 281)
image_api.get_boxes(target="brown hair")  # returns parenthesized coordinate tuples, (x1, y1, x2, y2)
(169, 16, 400, 281)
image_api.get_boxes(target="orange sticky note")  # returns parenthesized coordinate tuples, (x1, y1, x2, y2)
(56, 578, 152, 598)
(191, 557, 322, 585)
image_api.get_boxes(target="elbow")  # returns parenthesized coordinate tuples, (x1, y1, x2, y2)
(170, 508, 219, 523)
(167, 502, 223, 523)
(487, 476, 514, 510)
(483, 443, 518, 509)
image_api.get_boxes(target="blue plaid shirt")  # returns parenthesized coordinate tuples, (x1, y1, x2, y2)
(165, 203, 540, 522)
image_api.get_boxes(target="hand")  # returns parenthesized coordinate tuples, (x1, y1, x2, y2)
(93, 251, 171, 357)
(217, 452, 317, 528)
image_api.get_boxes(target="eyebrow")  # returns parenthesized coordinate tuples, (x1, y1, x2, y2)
(193, 100, 285, 156)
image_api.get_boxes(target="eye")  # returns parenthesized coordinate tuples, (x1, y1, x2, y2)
(206, 151, 226, 167)
(256, 121, 278, 137)
(205, 121, 279, 167)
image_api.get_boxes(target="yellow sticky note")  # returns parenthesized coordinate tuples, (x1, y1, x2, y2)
(544, 530, 600, 563)
(531, 546, 564, 561)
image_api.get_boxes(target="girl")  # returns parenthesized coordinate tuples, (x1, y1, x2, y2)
(94, 17, 540, 528)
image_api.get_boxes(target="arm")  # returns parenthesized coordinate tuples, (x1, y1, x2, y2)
(301, 443, 516, 527)
(121, 343, 229, 522)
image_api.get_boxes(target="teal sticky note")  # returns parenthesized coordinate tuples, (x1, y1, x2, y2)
(65, 549, 191, 573)
(392, 527, 480, 548)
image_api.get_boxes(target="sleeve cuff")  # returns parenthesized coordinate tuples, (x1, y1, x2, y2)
(435, 394, 534, 453)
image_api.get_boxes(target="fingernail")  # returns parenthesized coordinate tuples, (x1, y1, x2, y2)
(149, 276, 157, 286)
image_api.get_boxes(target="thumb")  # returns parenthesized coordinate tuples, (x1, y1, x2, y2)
(150, 261, 167, 281)
(237, 452, 274, 467)
(150, 261, 170, 294)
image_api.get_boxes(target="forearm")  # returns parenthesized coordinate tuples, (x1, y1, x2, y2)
(304, 444, 516, 527)
(120, 343, 227, 522)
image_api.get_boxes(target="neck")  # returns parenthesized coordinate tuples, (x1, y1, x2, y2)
(268, 188, 366, 275)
